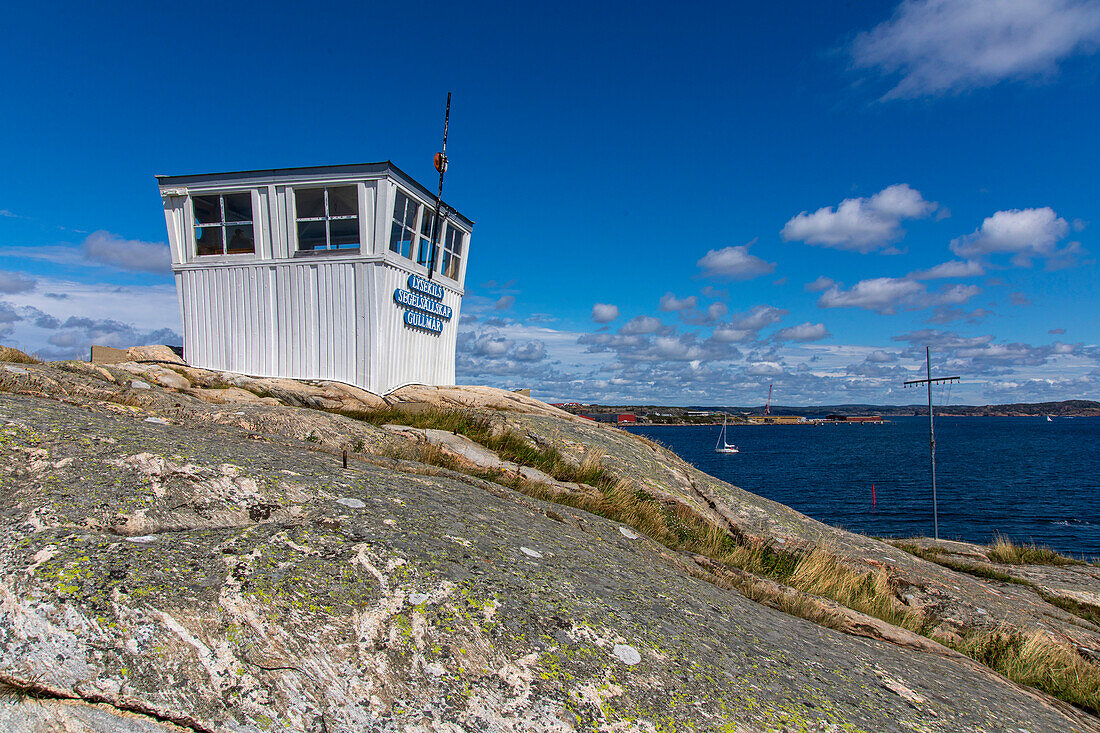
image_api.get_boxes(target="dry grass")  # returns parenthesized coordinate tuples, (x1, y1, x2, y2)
(889, 541, 945, 562)
(987, 534, 1082, 566)
(785, 548, 915, 629)
(0, 345, 38, 364)
(891, 541, 1034, 586)
(1039, 592, 1100, 627)
(339, 406, 624, 493)
(955, 629, 1100, 715)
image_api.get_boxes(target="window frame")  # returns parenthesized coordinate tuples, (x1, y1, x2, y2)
(388, 187, 423, 262)
(438, 222, 466, 283)
(291, 184, 362, 254)
(189, 190, 259, 259)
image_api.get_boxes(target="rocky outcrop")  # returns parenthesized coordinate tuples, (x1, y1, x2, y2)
(2, 353, 1099, 732)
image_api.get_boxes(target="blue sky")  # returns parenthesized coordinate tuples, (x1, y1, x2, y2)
(1, 0, 1098, 405)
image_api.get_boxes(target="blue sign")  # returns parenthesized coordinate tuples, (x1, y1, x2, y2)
(393, 288, 453, 319)
(404, 309, 444, 333)
(407, 273, 444, 300)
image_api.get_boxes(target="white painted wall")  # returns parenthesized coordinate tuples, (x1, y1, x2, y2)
(159, 165, 471, 395)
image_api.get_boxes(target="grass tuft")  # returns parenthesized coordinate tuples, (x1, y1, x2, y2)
(954, 629, 1100, 714)
(1038, 592, 1100, 627)
(987, 534, 1082, 566)
(0, 345, 39, 364)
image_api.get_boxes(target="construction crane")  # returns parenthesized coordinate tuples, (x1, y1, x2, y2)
(764, 384, 773, 416)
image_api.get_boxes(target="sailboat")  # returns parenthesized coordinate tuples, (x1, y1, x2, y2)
(715, 415, 739, 454)
(1046, 415, 1053, 422)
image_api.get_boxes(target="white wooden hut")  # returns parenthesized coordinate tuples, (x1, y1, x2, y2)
(156, 162, 473, 394)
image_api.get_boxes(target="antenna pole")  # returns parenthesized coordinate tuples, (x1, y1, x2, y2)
(427, 93, 451, 281)
(903, 347, 960, 541)
(926, 346, 937, 540)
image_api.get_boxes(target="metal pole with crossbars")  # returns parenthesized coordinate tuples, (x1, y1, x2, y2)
(427, 93, 451, 281)
(903, 346, 961, 540)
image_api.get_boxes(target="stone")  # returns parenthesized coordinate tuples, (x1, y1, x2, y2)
(336, 497, 366, 509)
(2, 361, 1100, 732)
(613, 643, 642, 666)
(130, 379, 151, 390)
(126, 345, 185, 364)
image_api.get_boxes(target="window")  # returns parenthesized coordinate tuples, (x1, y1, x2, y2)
(416, 208, 437, 269)
(440, 224, 464, 280)
(294, 185, 359, 251)
(193, 193, 255, 256)
(389, 189, 419, 259)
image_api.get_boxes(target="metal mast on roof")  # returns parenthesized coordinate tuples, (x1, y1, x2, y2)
(427, 93, 451, 281)
(903, 346, 960, 540)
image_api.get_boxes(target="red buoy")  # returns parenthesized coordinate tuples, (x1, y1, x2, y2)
(872, 484, 877, 507)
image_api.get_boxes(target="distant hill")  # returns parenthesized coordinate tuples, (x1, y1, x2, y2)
(564, 400, 1100, 420)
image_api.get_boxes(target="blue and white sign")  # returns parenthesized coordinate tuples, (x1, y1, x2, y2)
(395, 274, 451, 334)
(407, 273, 444, 300)
(404, 309, 444, 333)
(394, 288, 453, 319)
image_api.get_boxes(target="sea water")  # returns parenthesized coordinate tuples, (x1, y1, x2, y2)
(625, 416, 1100, 559)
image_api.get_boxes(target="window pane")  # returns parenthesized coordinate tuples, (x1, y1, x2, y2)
(298, 220, 326, 250)
(193, 195, 222, 225)
(420, 209, 435, 238)
(226, 224, 255, 254)
(448, 229, 464, 256)
(330, 217, 359, 249)
(389, 222, 404, 253)
(445, 253, 462, 280)
(329, 186, 358, 217)
(223, 193, 252, 223)
(295, 188, 325, 219)
(392, 191, 410, 224)
(416, 237, 434, 267)
(195, 225, 223, 255)
(403, 199, 419, 229)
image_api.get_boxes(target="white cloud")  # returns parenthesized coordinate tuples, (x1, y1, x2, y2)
(731, 304, 788, 331)
(591, 303, 620, 323)
(852, 0, 1100, 99)
(774, 322, 831, 342)
(2, 278, 179, 334)
(711, 326, 755, 343)
(512, 339, 547, 361)
(746, 361, 785, 376)
(818, 277, 925, 313)
(866, 350, 899, 363)
(781, 184, 937, 252)
(82, 231, 172, 273)
(471, 333, 512, 357)
(494, 295, 516, 310)
(0, 284, 182, 361)
(659, 292, 698, 311)
(911, 259, 985, 279)
(805, 276, 836, 292)
(0, 209, 20, 218)
(950, 207, 1074, 265)
(696, 243, 776, 280)
(619, 315, 664, 336)
(0, 270, 36, 294)
(930, 283, 981, 305)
